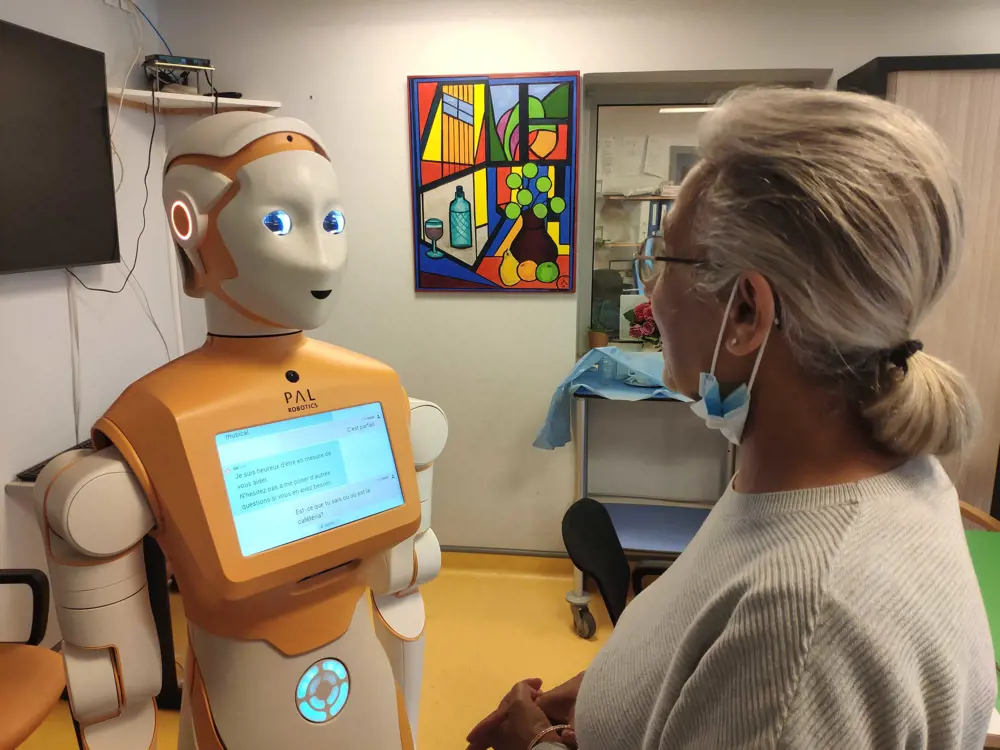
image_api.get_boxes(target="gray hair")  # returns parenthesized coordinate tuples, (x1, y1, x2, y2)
(674, 87, 979, 457)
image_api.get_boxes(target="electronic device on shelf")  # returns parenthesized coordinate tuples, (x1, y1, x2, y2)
(143, 54, 213, 72)
(143, 54, 217, 99)
(0, 21, 119, 275)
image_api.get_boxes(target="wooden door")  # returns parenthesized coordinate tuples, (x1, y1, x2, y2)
(889, 69, 1000, 511)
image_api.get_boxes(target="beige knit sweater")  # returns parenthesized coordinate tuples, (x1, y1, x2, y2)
(564, 457, 995, 749)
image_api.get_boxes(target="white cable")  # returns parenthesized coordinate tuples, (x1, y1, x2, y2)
(66, 273, 82, 444)
(110, 0, 144, 193)
(110, 1, 143, 138)
(126, 272, 172, 363)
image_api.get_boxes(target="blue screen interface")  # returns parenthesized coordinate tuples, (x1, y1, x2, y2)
(216, 403, 405, 556)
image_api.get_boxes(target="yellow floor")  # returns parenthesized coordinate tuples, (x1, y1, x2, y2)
(22, 553, 610, 749)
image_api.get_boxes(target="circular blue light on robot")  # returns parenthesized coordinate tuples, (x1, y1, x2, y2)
(263, 209, 293, 235)
(295, 658, 350, 723)
(323, 210, 345, 234)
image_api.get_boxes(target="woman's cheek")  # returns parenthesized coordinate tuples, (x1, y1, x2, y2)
(650, 291, 677, 389)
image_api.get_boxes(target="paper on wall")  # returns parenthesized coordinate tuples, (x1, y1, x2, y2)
(598, 137, 616, 180)
(598, 136, 648, 181)
(644, 136, 673, 179)
(616, 136, 646, 179)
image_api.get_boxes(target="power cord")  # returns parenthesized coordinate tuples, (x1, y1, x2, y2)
(66, 88, 156, 295)
(205, 70, 220, 115)
(64, 2, 171, 443)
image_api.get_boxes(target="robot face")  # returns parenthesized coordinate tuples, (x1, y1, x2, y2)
(215, 150, 346, 331)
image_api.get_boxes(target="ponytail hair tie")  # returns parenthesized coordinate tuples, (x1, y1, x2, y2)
(886, 339, 923, 374)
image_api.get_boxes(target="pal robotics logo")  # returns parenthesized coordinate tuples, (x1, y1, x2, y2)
(285, 389, 318, 413)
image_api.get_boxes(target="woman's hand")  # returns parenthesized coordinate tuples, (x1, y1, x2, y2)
(467, 679, 558, 750)
(467, 674, 584, 750)
(535, 672, 586, 747)
(536, 671, 584, 733)
(490, 682, 558, 750)
(467, 678, 543, 748)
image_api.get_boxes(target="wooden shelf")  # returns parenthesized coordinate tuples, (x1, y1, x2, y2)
(107, 88, 281, 115)
(599, 188, 679, 201)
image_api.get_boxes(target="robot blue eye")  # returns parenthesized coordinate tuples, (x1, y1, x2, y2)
(323, 210, 345, 234)
(263, 210, 293, 236)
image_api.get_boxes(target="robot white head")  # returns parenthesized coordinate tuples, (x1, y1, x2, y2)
(163, 112, 346, 334)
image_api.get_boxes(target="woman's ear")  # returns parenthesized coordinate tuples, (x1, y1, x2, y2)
(726, 272, 776, 357)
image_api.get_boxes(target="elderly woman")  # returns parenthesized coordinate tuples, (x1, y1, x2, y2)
(467, 87, 996, 750)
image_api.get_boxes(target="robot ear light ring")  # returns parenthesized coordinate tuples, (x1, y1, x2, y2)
(296, 658, 351, 723)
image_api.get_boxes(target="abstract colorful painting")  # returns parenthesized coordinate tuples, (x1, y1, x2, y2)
(408, 73, 580, 292)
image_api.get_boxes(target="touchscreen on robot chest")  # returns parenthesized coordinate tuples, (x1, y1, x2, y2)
(215, 403, 405, 556)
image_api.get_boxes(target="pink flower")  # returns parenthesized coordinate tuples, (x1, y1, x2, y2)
(641, 320, 656, 336)
(629, 324, 643, 338)
(634, 302, 651, 321)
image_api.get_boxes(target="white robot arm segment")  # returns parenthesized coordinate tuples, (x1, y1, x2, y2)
(411, 529, 442, 589)
(371, 400, 447, 746)
(367, 537, 416, 596)
(409, 400, 448, 469)
(34, 448, 162, 748)
(44, 446, 156, 557)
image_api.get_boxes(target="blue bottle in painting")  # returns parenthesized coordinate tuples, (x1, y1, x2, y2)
(449, 186, 473, 249)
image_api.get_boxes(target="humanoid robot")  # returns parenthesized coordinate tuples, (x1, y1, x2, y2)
(33, 112, 444, 749)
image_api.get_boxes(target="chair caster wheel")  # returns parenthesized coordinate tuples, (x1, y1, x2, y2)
(572, 606, 596, 639)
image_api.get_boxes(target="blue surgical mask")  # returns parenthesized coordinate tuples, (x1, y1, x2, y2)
(689, 281, 772, 445)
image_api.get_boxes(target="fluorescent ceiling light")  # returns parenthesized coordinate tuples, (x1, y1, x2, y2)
(659, 106, 714, 114)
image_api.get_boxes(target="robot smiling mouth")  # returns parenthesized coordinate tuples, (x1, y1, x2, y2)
(311, 290, 332, 300)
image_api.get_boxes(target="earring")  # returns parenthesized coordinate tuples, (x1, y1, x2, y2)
(729, 337, 738, 345)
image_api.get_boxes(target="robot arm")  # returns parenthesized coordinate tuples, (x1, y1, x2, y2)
(34, 447, 162, 749)
(370, 398, 447, 743)
(369, 399, 447, 596)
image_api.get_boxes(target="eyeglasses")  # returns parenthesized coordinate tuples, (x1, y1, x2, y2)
(633, 235, 703, 289)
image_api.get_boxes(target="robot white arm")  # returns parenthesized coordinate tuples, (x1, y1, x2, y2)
(369, 398, 447, 743)
(33, 446, 163, 749)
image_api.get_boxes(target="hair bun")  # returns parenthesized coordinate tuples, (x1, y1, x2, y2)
(863, 350, 979, 456)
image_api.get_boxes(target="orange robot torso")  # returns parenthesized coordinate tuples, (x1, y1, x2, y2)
(93, 332, 419, 749)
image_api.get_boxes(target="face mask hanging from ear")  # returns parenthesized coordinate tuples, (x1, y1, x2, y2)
(690, 280, 772, 445)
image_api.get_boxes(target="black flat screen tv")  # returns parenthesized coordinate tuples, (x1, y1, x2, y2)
(0, 20, 119, 275)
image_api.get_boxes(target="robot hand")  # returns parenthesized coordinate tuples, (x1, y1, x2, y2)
(369, 398, 447, 744)
(34, 447, 162, 749)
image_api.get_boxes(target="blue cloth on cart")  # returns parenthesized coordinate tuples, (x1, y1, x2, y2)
(534, 347, 689, 450)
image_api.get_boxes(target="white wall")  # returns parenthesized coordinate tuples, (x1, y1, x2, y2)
(161, 0, 1000, 553)
(0, 0, 179, 640)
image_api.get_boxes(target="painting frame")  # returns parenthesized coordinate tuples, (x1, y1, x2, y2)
(407, 72, 581, 293)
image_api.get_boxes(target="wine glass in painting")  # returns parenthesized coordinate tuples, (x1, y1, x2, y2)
(424, 218, 445, 258)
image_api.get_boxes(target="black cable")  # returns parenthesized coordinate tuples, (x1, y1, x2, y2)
(205, 70, 219, 115)
(67, 88, 157, 294)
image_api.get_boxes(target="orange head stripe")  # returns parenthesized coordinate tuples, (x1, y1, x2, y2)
(166, 132, 326, 178)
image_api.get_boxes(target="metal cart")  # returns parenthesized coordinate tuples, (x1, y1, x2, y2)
(565, 392, 734, 638)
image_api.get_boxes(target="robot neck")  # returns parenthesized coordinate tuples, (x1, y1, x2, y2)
(204, 294, 301, 338)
